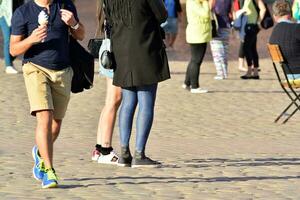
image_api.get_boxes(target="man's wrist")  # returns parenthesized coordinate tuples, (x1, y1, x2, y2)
(71, 22, 79, 30)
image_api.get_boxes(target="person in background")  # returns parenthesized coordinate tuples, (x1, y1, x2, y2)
(183, 0, 212, 93)
(10, 0, 85, 188)
(292, 0, 300, 22)
(269, 0, 300, 80)
(103, 0, 170, 168)
(239, 0, 266, 79)
(91, 0, 121, 165)
(210, 0, 232, 80)
(233, 0, 248, 72)
(0, 0, 24, 74)
(162, 0, 182, 50)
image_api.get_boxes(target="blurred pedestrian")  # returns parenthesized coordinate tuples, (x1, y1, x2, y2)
(210, 0, 232, 80)
(0, 0, 24, 74)
(239, 0, 266, 79)
(183, 0, 212, 93)
(162, 0, 183, 50)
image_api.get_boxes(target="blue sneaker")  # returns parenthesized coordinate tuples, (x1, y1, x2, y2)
(42, 168, 58, 189)
(32, 145, 45, 180)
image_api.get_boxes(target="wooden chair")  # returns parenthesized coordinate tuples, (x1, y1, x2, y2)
(267, 44, 300, 123)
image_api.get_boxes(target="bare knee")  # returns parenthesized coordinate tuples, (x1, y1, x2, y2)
(36, 110, 53, 130)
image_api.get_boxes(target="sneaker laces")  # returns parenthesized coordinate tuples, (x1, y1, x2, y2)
(37, 160, 45, 172)
(45, 168, 58, 180)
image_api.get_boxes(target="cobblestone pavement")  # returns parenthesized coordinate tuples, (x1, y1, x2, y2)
(1, 58, 300, 200)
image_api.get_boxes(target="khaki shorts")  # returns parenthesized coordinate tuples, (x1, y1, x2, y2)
(23, 62, 73, 119)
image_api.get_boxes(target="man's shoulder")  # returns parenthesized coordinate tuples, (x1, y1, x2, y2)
(14, 1, 32, 15)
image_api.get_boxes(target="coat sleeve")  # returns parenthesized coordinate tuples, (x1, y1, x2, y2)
(147, 0, 168, 23)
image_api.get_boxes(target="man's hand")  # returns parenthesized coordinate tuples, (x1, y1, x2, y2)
(29, 25, 47, 44)
(60, 9, 78, 27)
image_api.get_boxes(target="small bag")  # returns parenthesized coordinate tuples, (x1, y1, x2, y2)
(88, 38, 103, 58)
(99, 19, 115, 70)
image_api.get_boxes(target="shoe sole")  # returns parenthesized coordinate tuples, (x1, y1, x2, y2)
(42, 182, 58, 189)
(98, 161, 118, 165)
(32, 147, 42, 181)
(91, 156, 99, 161)
(117, 163, 131, 167)
(131, 164, 160, 168)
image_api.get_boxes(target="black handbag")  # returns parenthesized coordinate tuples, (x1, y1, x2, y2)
(88, 38, 103, 59)
(99, 19, 115, 70)
(260, 6, 274, 29)
(69, 37, 95, 93)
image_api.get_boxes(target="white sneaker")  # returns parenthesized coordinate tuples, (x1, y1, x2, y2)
(214, 75, 224, 80)
(190, 88, 208, 94)
(97, 151, 119, 165)
(5, 66, 18, 74)
(182, 84, 190, 90)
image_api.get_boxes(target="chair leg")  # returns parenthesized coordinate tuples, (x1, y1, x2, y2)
(274, 102, 294, 123)
(282, 107, 299, 124)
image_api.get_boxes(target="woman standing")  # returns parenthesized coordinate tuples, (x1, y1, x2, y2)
(91, 0, 121, 164)
(239, 0, 266, 79)
(103, 0, 170, 168)
(210, 0, 232, 80)
(0, 0, 23, 74)
(183, 0, 212, 93)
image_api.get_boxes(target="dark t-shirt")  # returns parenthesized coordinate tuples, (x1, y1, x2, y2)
(11, 0, 78, 70)
(214, 0, 232, 28)
(269, 22, 300, 74)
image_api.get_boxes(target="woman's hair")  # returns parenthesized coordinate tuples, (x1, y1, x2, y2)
(272, 0, 292, 17)
(104, 0, 132, 27)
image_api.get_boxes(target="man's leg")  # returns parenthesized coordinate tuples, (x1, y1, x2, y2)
(35, 110, 54, 169)
(52, 119, 62, 143)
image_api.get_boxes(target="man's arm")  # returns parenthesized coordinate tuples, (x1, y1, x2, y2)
(10, 25, 47, 57)
(60, 8, 85, 41)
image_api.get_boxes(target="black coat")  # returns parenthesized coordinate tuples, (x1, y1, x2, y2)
(104, 0, 170, 87)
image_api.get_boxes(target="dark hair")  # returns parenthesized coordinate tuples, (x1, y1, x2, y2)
(272, 0, 292, 17)
(103, 0, 133, 27)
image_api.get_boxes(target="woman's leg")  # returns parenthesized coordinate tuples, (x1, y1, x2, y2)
(117, 87, 138, 166)
(242, 25, 258, 78)
(238, 41, 247, 72)
(135, 84, 158, 153)
(119, 87, 138, 148)
(96, 78, 122, 148)
(185, 43, 207, 89)
(93, 78, 121, 163)
(0, 17, 13, 67)
(251, 33, 259, 77)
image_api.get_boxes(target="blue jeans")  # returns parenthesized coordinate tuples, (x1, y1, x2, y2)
(119, 84, 158, 153)
(0, 17, 12, 67)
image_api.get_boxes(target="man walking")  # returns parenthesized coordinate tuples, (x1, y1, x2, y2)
(10, 0, 85, 188)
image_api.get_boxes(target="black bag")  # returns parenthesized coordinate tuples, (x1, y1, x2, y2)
(69, 37, 95, 93)
(260, 6, 273, 29)
(88, 38, 103, 58)
(99, 19, 115, 70)
(253, 0, 274, 29)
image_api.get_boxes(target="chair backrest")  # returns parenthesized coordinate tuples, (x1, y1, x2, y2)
(267, 44, 284, 63)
